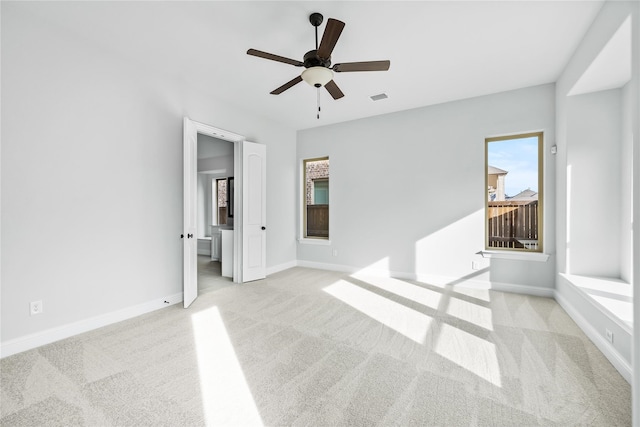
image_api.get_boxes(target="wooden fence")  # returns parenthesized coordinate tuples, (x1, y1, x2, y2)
(487, 200, 538, 249)
(218, 207, 227, 225)
(307, 205, 329, 237)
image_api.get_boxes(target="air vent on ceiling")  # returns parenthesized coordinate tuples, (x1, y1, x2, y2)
(370, 93, 388, 101)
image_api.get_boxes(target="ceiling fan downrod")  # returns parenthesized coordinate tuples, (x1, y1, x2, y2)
(310, 12, 323, 50)
(310, 13, 325, 120)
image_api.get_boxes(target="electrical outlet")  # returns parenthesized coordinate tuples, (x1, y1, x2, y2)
(471, 261, 480, 270)
(605, 329, 614, 344)
(333, 249, 338, 257)
(30, 300, 43, 316)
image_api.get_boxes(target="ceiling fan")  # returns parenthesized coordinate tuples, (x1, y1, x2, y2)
(247, 12, 390, 105)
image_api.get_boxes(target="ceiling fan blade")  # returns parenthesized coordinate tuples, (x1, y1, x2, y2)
(333, 60, 391, 73)
(247, 48, 303, 67)
(317, 18, 345, 60)
(270, 75, 303, 95)
(325, 80, 344, 100)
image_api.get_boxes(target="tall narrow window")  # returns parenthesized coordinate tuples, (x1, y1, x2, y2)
(216, 178, 227, 225)
(303, 157, 329, 238)
(485, 132, 543, 252)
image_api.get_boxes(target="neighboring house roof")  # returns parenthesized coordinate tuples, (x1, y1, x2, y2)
(488, 165, 508, 175)
(509, 189, 538, 201)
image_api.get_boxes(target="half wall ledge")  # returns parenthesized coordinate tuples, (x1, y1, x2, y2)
(559, 273, 633, 333)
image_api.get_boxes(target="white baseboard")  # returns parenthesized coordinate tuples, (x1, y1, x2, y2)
(554, 290, 632, 384)
(0, 292, 183, 359)
(266, 260, 298, 276)
(485, 281, 555, 297)
(297, 260, 358, 274)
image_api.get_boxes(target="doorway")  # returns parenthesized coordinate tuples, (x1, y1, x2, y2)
(196, 133, 234, 293)
(183, 118, 267, 308)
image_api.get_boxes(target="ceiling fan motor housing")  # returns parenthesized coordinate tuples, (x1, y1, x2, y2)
(303, 50, 331, 69)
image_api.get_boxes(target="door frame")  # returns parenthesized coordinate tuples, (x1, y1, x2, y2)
(185, 118, 244, 284)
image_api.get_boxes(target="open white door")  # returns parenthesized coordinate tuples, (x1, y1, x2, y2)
(183, 118, 198, 307)
(242, 141, 266, 282)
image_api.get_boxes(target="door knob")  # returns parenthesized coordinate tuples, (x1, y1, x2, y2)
(261, 226, 266, 230)
(188, 233, 193, 238)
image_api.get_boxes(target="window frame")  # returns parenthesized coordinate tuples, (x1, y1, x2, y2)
(484, 131, 544, 253)
(301, 156, 330, 241)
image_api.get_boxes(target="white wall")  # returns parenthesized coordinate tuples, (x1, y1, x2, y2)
(1, 4, 297, 350)
(554, 0, 639, 399)
(297, 84, 556, 292)
(566, 88, 622, 277)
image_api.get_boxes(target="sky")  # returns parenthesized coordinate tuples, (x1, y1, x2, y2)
(487, 136, 539, 197)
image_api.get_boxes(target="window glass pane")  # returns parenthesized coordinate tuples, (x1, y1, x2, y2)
(313, 179, 329, 204)
(304, 158, 329, 238)
(486, 133, 542, 251)
(217, 178, 227, 225)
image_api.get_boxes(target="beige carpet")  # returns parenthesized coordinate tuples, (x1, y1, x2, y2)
(0, 267, 631, 426)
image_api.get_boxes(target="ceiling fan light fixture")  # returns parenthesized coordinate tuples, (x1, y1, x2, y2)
(301, 66, 333, 87)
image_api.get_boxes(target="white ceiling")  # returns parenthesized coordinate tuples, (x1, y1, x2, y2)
(568, 14, 632, 96)
(14, 1, 605, 131)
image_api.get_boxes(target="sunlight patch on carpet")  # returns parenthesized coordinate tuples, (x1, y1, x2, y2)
(351, 274, 442, 310)
(445, 297, 494, 331)
(324, 280, 433, 344)
(191, 307, 263, 426)
(435, 323, 502, 387)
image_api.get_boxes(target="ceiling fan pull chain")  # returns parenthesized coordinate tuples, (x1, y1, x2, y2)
(317, 88, 321, 119)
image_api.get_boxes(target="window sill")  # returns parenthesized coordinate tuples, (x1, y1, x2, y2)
(298, 238, 331, 246)
(480, 250, 550, 262)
